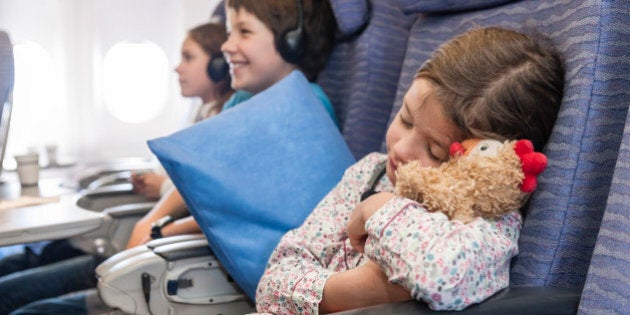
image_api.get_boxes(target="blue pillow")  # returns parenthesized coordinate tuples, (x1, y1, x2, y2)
(148, 71, 355, 300)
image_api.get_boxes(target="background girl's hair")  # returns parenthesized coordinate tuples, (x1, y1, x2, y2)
(417, 26, 565, 152)
(188, 22, 234, 109)
(225, 0, 337, 81)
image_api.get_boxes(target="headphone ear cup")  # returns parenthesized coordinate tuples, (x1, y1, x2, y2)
(277, 29, 304, 63)
(277, 0, 304, 64)
(207, 55, 229, 82)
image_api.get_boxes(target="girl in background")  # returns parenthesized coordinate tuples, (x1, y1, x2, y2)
(1, 22, 234, 315)
(131, 22, 234, 200)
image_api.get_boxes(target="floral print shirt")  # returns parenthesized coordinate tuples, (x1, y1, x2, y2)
(255, 153, 522, 314)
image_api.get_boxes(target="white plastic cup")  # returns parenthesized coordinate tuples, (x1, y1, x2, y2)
(45, 145, 58, 166)
(15, 153, 40, 186)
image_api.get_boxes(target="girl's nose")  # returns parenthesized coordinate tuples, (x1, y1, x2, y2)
(392, 137, 416, 166)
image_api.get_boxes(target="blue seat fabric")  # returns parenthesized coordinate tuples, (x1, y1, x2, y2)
(383, 2, 630, 301)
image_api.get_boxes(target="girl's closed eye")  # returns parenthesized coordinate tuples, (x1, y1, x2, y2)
(428, 146, 449, 163)
(427, 146, 441, 162)
(399, 113, 413, 129)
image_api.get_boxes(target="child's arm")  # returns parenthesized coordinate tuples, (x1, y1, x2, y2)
(256, 181, 348, 314)
(347, 192, 396, 253)
(256, 153, 388, 314)
(363, 196, 522, 311)
(320, 260, 411, 313)
(126, 187, 189, 248)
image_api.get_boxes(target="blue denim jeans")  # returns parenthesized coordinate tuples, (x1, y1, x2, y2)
(0, 254, 100, 314)
(0, 240, 85, 277)
(9, 288, 113, 315)
(9, 292, 87, 315)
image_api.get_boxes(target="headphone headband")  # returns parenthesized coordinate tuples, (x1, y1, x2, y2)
(277, 0, 305, 63)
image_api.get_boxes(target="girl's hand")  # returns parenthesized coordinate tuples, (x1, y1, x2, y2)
(348, 192, 395, 252)
(131, 172, 166, 200)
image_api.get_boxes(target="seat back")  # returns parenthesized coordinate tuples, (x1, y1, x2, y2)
(386, 0, 630, 309)
(0, 30, 15, 178)
(578, 109, 630, 313)
(317, 0, 415, 159)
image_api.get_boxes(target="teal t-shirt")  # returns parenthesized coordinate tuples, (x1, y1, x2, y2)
(222, 81, 339, 127)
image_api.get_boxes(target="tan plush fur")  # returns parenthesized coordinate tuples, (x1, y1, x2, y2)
(395, 140, 528, 223)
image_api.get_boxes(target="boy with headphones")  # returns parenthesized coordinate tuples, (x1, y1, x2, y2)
(126, 0, 338, 249)
(219, 0, 338, 123)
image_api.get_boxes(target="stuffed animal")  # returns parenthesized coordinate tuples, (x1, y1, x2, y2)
(395, 139, 547, 223)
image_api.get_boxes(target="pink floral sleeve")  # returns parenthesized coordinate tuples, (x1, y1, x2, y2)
(255, 153, 386, 314)
(363, 196, 522, 311)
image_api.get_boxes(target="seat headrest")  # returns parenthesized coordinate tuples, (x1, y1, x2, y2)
(212, 0, 370, 39)
(329, 0, 370, 37)
(399, 0, 518, 14)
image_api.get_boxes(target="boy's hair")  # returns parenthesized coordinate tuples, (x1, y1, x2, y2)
(225, 0, 337, 82)
(188, 22, 233, 107)
(417, 26, 565, 152)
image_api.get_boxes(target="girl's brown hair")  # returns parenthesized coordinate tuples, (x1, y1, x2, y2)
(188, 22, 234, 110)
(417, 26, 564, 152)
(225, 0, 336, 82)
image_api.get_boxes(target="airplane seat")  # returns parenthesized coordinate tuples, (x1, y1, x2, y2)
(69, 173, 159, 257)
(97, 0, 630, 314)
(578, 64, 630, 312)
(335, 0, 630, 313)
(317, 0, 416, 159)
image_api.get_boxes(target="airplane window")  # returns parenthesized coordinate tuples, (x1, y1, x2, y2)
(102, 40, 169, 124)
(5, 40, 64, 170)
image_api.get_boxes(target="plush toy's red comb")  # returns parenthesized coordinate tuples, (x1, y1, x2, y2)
(513, 139, 548, 193)
(449, 142, 465, 157)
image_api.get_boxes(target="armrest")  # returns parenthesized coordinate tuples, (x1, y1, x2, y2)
(331, 287, 581, 315)
(97, 234, 254, 314)
(153, 238, 213, 261)
(145, 233, 206, 249)
(86, 170, 133, 191)
(83, 183, 134, 197)
(76, 185, 153, 212)
(95, 234, 207, 276)
(103, 202, 156, 218)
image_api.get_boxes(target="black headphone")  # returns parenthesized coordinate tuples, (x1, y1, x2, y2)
(360, 163, 387, 201)
(276, 0, 305, 63)
(207, 53, 229, 82)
